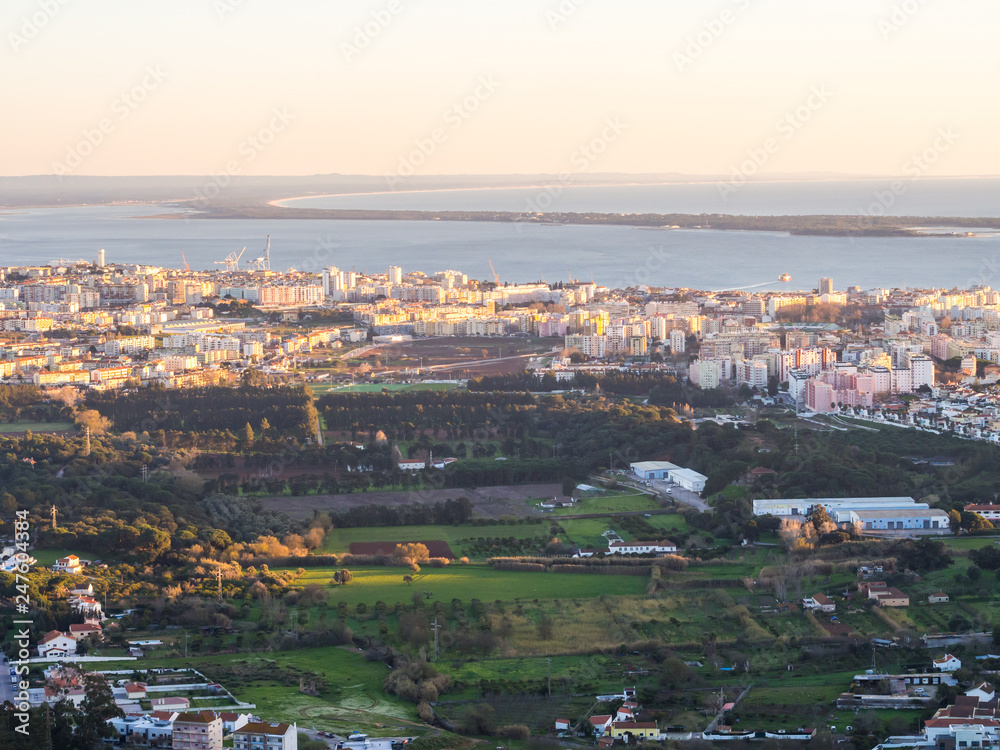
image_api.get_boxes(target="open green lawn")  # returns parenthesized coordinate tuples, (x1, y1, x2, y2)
(83, 647, 420, 735)
(30, 548, 100, 566)
(290, 564, 647, 606)
(0, 420, 74, 433)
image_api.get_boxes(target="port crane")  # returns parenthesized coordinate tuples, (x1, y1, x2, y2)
(215, 247, 245, 272)
(246, 236, 271, 271)
(488, 259, 499, 284)
(180, 250, 189, 272)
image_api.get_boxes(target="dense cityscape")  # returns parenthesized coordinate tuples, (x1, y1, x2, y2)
(6, 247, 1000, 747)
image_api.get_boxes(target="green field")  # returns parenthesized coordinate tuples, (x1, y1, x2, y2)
(0, 420, 74, 433)
(30, 548, 98, 566)
(290, 564, 647, 606)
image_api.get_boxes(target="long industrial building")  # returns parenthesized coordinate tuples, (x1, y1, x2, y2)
(752, 497, 950, 533)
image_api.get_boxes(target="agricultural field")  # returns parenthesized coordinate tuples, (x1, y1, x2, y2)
(290, 565, 648, 607)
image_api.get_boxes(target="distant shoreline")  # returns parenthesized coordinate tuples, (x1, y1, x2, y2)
(155, 202, 1000, 238)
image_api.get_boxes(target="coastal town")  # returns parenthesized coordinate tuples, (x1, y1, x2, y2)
(9, 254, 1000, 749)
(1, 255, 997, 432)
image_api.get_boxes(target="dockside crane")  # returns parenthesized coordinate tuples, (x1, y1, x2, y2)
(215, 247, 245, 272)
(180, 250, 189, 272)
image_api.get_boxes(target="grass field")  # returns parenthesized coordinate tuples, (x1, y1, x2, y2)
(84, 647, 420, 735)
(290, 564, 647, 606)
(30, 548, 97, 566)
(0, 420, 74, 433)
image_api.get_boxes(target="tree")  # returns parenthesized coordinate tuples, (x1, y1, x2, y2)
(259, 417, 271, 436)
(333, 569, 353, 585)
(243, 423, 255, 445)
(806, 505, 836, 535)
(403, 575, 414, 585)
(394, 543, 430, 565)
(76, 671, 124, 748)
(949, 509, 962, 533)
(75, 409, 110, 435)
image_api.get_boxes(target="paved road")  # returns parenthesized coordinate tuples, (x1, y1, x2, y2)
(613, 475, 711, 512)
(651, 479, 710, 512)
(0, 654, 17, 705)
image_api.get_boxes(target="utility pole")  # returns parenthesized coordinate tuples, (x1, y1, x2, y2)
(290, 611, 299, 640)
(50, 505, 57, 530)
(141, 465, 149, 482)
(217, 569, 223, 602)
(184, 632, 189, 658)
(547, 657, 552, 697)
(431, 617, 440, 660)
(84, 426, 91, 457)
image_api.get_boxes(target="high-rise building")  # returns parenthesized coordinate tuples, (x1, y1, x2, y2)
(322, 267, 342, 296)
(97, 249, 105, 268)
(819, 277, 834, 295)
(388, 265, 403, 285)
(669, 329, 686, 354)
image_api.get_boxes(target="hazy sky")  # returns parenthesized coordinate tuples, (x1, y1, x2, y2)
(3, 0, 996, 177)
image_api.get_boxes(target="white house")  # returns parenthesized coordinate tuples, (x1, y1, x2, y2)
(109, 714, 175, 747)
(608, 540, 677, 555)
(151, 696, 191, 712)
(802, 593, 835, 613)
(589, 715, 613, 737)
(37, 630, 77, 658)
(934, 654, 962, 672)
(397, 461, 425, 472)
(233, 721, 298, 750)
(51, 555, 84, 574)
(967, 683, 996, 702)
(0, 545, 36, 573)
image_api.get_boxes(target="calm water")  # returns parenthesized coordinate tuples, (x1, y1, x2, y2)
(277, 178, 1000, 218)
(1, 201, 999, 291)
